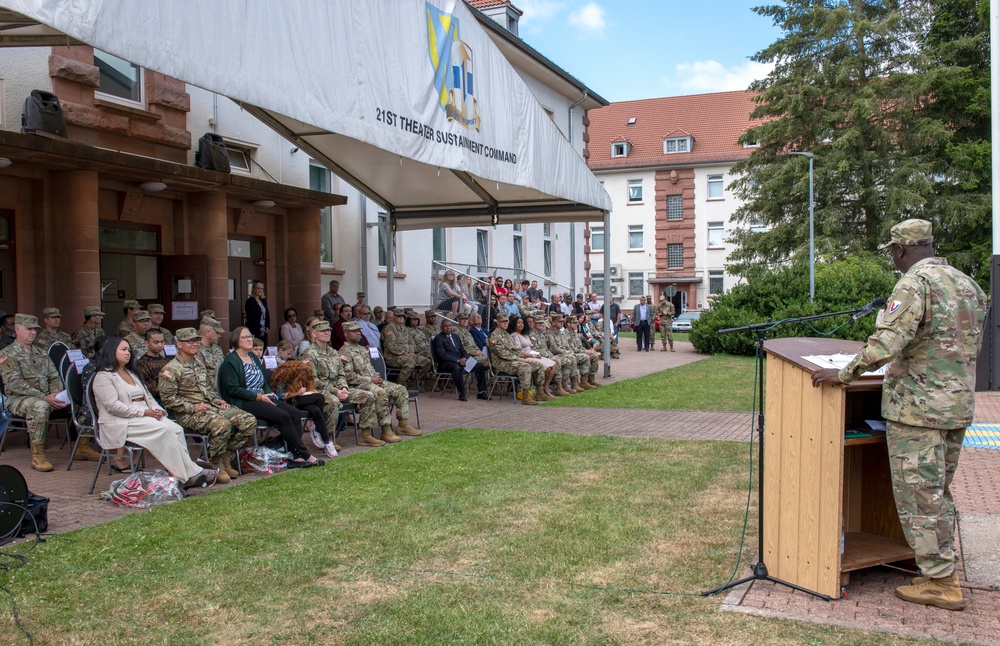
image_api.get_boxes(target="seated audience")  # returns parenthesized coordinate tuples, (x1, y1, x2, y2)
(298, 316, 319, 356)
(280, 307, 305, 355)
(356, 306, 381, 348)
(270, 360, 339, 458)
(218, 327, 323, 468)
(135, 328, 170, 400)
(436, 270, 463, 314)
(91, 337, 218, 489)
(486, 313, 544, 405)
(276, 340, 295, 364)
(431, 318, 488, 401)
(509, 315, 556, 400)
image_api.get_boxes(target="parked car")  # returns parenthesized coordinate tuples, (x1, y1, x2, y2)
(672, 311, 701, 332)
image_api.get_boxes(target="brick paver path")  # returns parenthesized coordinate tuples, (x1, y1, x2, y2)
(2, 341, 997, 644)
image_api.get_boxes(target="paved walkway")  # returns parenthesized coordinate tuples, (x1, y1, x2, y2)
(1, 341, 998, 644)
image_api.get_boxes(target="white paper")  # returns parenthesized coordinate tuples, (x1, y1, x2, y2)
(54, 389, 71, 405)
(369, 347, 380, 359)
(74, 358, 89, 374)
(266, 346, 278, 357)
(464, 357, 477, 373)
(163, 344, 177, 357)
(66, 349, 85, 362)
(801, 354, 887, 377)
(263, 356, 278, 369)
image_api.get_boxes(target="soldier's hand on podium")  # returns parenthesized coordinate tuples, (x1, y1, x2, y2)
(811, 368, 843, 387)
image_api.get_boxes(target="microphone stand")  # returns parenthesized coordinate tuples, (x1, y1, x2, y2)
(702, 304, 877, 600)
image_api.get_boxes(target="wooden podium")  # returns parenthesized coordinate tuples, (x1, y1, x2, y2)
(762, 338, 912, 599)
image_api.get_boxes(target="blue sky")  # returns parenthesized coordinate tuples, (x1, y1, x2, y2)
(511, 0, 784, 102)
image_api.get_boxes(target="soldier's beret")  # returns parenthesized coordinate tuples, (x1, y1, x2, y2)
(147, 303, 166, 314)
(15, 313, 41, 329)
(41, 307, 62, 318)
(84, 306, 106, 317)
(132, 310, 151, 322)
(887, 219, 933, 247)
(175, 327, 201, 342)
(343, 321, 361, 332)
(123, 300, 141, 310)
(312, 320, 332, 332)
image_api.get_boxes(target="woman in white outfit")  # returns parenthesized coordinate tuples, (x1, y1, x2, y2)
(508, 314, 557, 397)
(91, 337, 217, 490)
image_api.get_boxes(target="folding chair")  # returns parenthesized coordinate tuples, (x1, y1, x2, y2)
(86, 379, 145, 495)
(63, 364, 95, 471)
(487, 363, 519, 402)
(370, 354, 420, 429)
(0, 378, 29, 454)
(427, 337, 457, 397)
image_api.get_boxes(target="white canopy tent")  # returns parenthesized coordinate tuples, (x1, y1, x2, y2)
(0, 0, 615, 375)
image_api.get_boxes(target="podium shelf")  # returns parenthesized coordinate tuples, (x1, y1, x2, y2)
(842, 532, 913, 572)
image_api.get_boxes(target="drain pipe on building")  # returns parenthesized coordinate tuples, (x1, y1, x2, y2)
(568, 90, 588, 294)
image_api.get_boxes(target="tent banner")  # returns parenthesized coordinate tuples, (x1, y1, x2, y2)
(0, 0, 610, 211)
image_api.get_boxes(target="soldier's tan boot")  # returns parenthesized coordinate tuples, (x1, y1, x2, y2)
(670, 344, 675, 352)
(31, 445, 53, 472)
(396, 419, 422, 436)
(577, 376, 595, 390)
(73, 442, 102, 461)
(535, 388, 554, 402)
(569, 377, 586, 393)
(553, 381, 570, 397)
(520, 389, 538, 405)
(211, 458, 231, 484)
(380, 424, 402, 443)
(588, 376, 602, 388)
(661, 342, 667, 352)
(221, 452, 239, 479)
(358, 428, 386, 447)
(895, 573, 966, 611)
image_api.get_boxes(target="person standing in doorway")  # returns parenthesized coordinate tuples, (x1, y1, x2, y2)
(245, 280, 270, 342)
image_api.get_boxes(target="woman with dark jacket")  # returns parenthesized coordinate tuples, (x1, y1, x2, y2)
(244, 281, 270, 342)
(218, 327, 322, 468)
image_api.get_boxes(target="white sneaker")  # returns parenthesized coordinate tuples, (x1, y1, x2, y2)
(324, 441, 339, 459)
(310, 428, 324, 449)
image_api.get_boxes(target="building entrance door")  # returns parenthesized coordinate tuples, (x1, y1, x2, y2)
(0, 211, 17, 316)
(227, 238, 266, 340)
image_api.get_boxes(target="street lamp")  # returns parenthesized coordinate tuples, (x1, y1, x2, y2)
(790, 151, 815, 302)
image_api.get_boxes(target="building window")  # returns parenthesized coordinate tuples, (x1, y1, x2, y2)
(628, 225, 643, 250)
(708, 221, 725, 248)
(667, 243, 684, 268)
(377, 213, 396, 269)
(708, 175, 724, 199)
(543, 240, 552, 277)
(476, 229, 489, 273)
(95, 49, 143, 106)
(611, 142, 630, 158)
(542, 222, 551, 237)
(513, 223, 522, 232)
(628, 179, 642, 203)
(666, 194, 683, 221)
(709, 270, 725, 295)
(310, 164, 334, 265)
(591, 272, 604, 295)
(590, 226, 605, 252)
(513, 235, 523, 271)
(433, 228, 446, 262)
(663, 136, 691, 154)
(227, 145, 253, 173)
(628, 272, 644, 297)
(750, 221, 768, 233)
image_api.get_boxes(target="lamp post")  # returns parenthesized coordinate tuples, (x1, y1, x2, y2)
(790, 151, 815, 302)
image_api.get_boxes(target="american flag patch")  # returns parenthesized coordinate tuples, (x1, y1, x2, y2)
(160, 369, 174, 380)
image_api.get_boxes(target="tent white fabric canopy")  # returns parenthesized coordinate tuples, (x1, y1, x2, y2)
(0, 0, 611, 230)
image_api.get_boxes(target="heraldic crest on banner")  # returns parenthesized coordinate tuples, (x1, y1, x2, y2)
(426, 2, 481, 131)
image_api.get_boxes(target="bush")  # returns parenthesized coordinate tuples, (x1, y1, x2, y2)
(690, 255, 899, 356)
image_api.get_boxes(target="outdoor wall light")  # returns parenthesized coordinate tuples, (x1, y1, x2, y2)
(140, 181, 167, 192)
(0, 158, 12, 169)
(253, 199, 275, 209)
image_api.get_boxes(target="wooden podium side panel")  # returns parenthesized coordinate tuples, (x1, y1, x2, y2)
(777, 360, 803, 583)
(816, 384, 847, 597)
(762, 356, 785, 569)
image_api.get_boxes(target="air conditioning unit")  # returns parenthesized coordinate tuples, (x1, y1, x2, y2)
(609, 264, 622, 279)
(609, 285, 619, 295)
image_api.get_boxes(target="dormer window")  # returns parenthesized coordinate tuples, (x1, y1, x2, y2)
(611, 141, 631, 158)
(663, 136, 691, 154)
(627, 117, 637, 125)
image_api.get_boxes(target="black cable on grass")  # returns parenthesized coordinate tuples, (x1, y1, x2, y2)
(0, 501, 44, 646)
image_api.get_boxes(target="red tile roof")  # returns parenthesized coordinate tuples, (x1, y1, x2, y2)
(466, 0, 522, 13)
(587, 90, 761, 170)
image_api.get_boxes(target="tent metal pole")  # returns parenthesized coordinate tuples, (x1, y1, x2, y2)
(602, 209, 611, 378)
(387, 208, 395, 307)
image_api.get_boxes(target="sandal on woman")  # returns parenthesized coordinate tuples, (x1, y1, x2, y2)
(109, 460, 130, 473)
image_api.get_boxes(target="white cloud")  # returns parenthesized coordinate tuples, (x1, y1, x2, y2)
(568, 2, 606, 36)
(515, 0, 565, 30)
(662, 60, 776, 95)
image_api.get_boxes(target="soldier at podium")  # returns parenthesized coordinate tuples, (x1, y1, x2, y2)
(812, 219, 987, 611)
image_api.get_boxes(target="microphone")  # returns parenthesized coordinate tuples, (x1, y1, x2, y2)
(850, 297, 887, 321)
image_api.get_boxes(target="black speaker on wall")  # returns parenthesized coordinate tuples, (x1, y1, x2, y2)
(194, 133, 231, 173)
(21, 90, 68, 138)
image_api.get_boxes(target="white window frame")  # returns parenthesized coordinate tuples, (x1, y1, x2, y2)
(591, 272, 605, 295)
(590, 226, 605, 252)
(611, 142, 629, 158)
(707, 175, 724, 200)
(94, 49, 144, 108)
(667, 243, 684, 269)
(627, 179, 643, 203)
(310, 163, 335, 267)
(628, 224, 644, 251)
(663, 136, 691, 154)
(512, 233, 523, 271)
(226, 144, 253, 173)
(627, 271, 644, 297)
(666, 194, 683, 221)
(707, 221, 725, 248)
(709, 270, 725, 295)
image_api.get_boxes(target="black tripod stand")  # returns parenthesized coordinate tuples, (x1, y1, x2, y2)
(702, 305, 879, 600)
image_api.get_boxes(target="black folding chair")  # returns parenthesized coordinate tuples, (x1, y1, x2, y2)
(87, 378, 145, 495)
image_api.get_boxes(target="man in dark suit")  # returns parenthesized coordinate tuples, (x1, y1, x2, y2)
(469, 313, 489, 352)
(632, 295, 654, 351)
(431, 319, 488, 401)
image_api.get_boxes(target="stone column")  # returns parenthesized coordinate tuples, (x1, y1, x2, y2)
(50, 170, 100, 323)
(187, 191, 229, 331)
(286, 207, 322, 320)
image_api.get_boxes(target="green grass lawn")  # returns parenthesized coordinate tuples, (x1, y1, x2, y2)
(1, 430, 929, 645)
(545, 354, 757, 412)
(618, 331, 690, 343)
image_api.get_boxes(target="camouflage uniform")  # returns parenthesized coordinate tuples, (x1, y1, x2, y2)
(656, 299, 675, 351)
(0, 341, 63, 443)
(115, 320, 135, 337)
(147, 304, 174, 344)
(566, 325, 599, 377)
(158, 328, 175, 345)
(340, 339, 410, 428)
(529, 321, 571, 382)
(125, 331, 147, 359)
(299, 342, 377, 432)
(35, 329, 74, 350)
(72, 323, 105, 360)
(382, 320, 418, 384)
(545, 325, 579, 381)
(487, 327, 543, 388)
(158, 355, 255, 460)
(455, 324, 489, 369)
(838, 236, 987, 580)
(197, 342, 226, 378)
